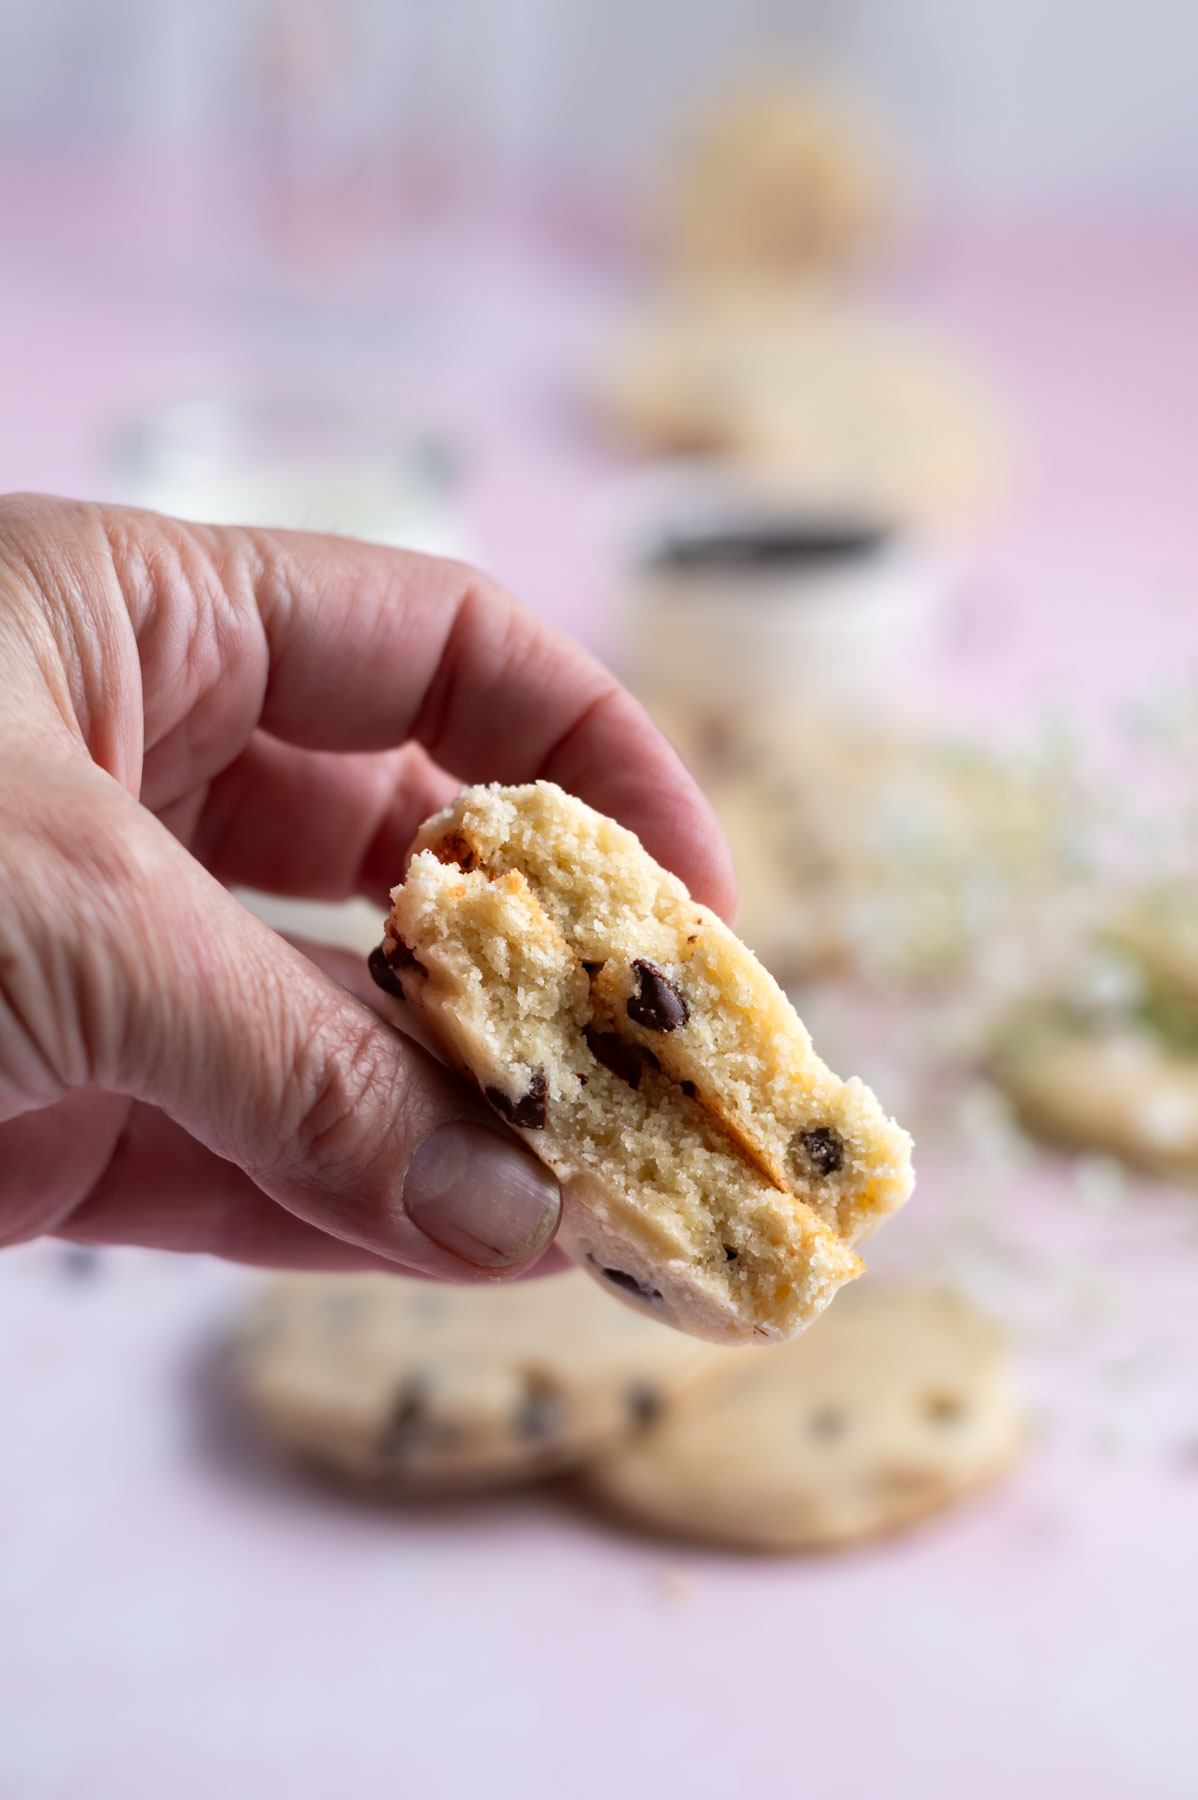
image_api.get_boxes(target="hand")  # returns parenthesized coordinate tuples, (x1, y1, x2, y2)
(0, 495, 735, 1281)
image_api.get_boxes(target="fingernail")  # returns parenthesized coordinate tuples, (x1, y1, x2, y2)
(402, 1122, 561, 1269)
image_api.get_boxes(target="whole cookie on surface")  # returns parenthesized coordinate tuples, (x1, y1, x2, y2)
(659, 85, 891, 285)
(996, 1023, 1198, 1180)
(373, 781, 913, 1346)
(581, 1284, 1021, 1552)
(238, 1270, 726, 1494)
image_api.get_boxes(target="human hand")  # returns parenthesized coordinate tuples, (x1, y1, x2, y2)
(0, 496, 735, 1281)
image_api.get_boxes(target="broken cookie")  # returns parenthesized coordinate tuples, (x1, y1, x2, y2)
(375, 781, 913, 1345)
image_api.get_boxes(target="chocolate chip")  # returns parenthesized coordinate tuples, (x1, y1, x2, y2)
(516, 1377, 564, 1440)
(626, 1384, 662, 1427)
(793, 1126, 844, 1178)
(923, 1392, 966, 1426)
(434, 831, 477, 871)
(368, 943, 408, 996)
(681, 1080, 698, 1099)
(586, 1254, 662, 1302)
(57, 1245, 100, 1281)
(808, 1408, 846, 1442)
(584, 1025, 644, 1089)
(484, 1069, 548, 1130)
(627, 960, 689, 1032)
(380, 1384, 428, 1460)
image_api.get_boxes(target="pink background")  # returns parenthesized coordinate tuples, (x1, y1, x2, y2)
(1, 173, 1197, 1797)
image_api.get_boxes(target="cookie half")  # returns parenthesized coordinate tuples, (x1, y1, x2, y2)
(581, 1284, 1021, 1552)
(237, 1270, 726, 1494)
(376, 781, 913, 1345)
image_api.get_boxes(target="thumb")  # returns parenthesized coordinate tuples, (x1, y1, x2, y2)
(7, 771, 561, 1277)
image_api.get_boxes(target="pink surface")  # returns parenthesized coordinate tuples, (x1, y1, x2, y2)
(1, 170, 1198, 1797)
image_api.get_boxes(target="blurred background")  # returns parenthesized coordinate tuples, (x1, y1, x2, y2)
(3, 4, 1198, 1797)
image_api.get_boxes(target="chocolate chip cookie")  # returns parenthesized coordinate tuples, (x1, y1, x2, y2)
(582, 1284, 1021, 1551)
(238, 1270, 726, 1494)
(374, 782, 913, 1345)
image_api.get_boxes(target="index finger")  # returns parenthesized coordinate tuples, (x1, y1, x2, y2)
(164, 518, 737, 919)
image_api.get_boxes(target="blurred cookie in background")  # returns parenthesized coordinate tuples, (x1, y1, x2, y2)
(581, 1283, 1022, 1552)
(994, 892, 1198, 1179)
(656, 84, 894, 287)
(996, 1023, 1198, 1182)
(237, 1270, 726, 1495)
(599, 291, 1004, 531)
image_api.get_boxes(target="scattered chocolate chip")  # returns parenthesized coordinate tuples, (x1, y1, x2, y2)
(723, 1245, 738, 1261)
(379, 1384, 428, 1460)
(484, 1069, 548, 1130)
(793, 1126, 844, 1178)
(582, 960, 604, 976)
(681, 1080, 698, 1099)
(434, 831, 477, 871)
(626, 1384, 662, 1427)
(586, 1254, 662, 1302)
(809, 1408, 847, 1442)
(584, 1025, 644, 1089)
(516, 1377, 564, 1440)
(626, 960, 690, 1032)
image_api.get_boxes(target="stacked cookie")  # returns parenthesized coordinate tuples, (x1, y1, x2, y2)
(238, 1270, 1021, 1552)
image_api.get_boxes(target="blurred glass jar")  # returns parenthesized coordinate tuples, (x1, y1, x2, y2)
(114, 392, 470, 958)
(114, 393, 469, 557)
(619, 467, 952, 735)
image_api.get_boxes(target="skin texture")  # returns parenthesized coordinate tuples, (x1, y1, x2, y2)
(0, 495, 735, 1281)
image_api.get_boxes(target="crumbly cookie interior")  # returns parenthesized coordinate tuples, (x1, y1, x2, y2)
(383, 783, 913, 1341)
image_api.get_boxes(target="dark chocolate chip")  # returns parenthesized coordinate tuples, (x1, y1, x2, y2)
(484, 1069, 548, 1130)
(586, 1255, 662, 1303)
(626, 1384, 662, 1427)
(516, 1377, 564, 1440)
(723, 1245, 738, 1261)
(434, 831, 477, 871)
(368, 943, 409, 997)
(793, 1126, 844, 1178)
(379, 1384, 428, 1460)
(681, 1080, 698, 1099)
(584, 1025, 644, 1089)
(626, 960, 690, 1032)
(923, 1392, 966, 1426)
(808, 1408, 847, 1442)
(57, 1245, 100, 1281)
